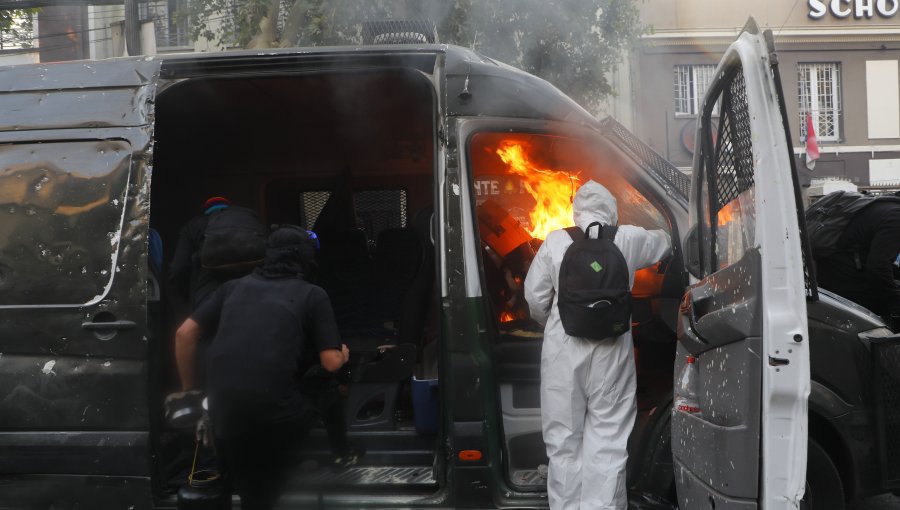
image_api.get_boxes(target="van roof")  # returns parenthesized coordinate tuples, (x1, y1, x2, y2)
(0, 44, 599, 129)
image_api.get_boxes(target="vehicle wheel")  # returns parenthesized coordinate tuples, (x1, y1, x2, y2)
(802, 439, 845, 510)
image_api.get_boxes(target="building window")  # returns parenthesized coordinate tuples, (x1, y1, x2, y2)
(674, 64, 717, 116)
(139, 0, 190, 49)
(798, 63, 841, 142)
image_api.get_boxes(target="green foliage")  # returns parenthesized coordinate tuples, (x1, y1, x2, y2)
(181, 0, 644, 108)
(0, 9, 38, 50)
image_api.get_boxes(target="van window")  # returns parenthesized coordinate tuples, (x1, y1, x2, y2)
(715, 187, 755, 270)
(299, 189, 408, 241)
(0, 141, 131, 306)
(710, 108, 756, 271)
(354, 189, 408, 239)
(468, 131, 669, 324)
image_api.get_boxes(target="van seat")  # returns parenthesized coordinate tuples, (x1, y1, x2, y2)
(315, 228, 377, 330)
(373, 228, 422, 326)
(397, 207, 435, 347)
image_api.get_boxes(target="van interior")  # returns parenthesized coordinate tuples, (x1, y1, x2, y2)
(147, 67, 683, 499)
(149, 68, 441, 496)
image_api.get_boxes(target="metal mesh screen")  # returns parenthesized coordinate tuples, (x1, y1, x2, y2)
(712, 68, 754, 215)
(354, 190, 408, 240)
(361, 20, 438, 45)
(600, 117, 691, 207)
(299, 191, 331, 230)
(873, 338, 900, 488)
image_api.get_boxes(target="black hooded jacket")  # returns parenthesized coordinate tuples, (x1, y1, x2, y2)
(816, 200, 900, 325)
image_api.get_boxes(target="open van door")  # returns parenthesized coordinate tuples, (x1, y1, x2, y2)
(674, 20, 812, 510)
(0, 58, 160, 505)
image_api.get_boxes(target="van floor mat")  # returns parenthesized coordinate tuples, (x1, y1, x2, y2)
(511, 469, 547, 487)
(293, 465, 436, 487)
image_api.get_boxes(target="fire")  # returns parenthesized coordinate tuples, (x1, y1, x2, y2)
(717, 202, 736, 226)
(499, 311, 516, 323)
(496, 142, 580, 239)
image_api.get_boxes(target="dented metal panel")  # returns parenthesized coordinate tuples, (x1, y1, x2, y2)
(0, 58, 158, 92)
(0, 59, 158, 133)
(0, 58, 159, 482)
(0, 89, 155, 132)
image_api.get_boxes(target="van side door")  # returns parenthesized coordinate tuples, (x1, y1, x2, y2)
(0, 59, 160, 504)
(674, 20, 812, 510)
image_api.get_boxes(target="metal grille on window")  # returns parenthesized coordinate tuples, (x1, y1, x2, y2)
(601, 117, 691, 205)
(674, 64, 717, 115)
(674, 66, 693, 115)
(299, 191, 331, 231)
(872, 337, 900, 488)
(798, 63, 841, 141)
(712, 68, 754, 214)
(138, 0, 190, 48)
(353, 190, 408, 241)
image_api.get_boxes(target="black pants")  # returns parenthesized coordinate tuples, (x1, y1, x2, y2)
(300, 366, 350, 457)
(215, 415, 313, 510)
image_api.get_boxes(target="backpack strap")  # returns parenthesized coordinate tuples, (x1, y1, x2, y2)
(601, 226, 618, 240)
(564, 226, 582, 242)
(566, 223, 618, 240)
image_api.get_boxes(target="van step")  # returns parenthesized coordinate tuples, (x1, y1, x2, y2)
(293, 465, 436, 487)
(511, 469, 547, 488)
(299, 428, 436, 465)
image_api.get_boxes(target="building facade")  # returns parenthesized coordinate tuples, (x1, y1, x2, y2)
(633, 0, 900, 196)
(0, 1, 215, 66)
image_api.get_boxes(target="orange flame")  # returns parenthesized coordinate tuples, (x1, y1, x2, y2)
(499, 311, 516, 323)
(717, 201, 737, 226)
(496, 142, 581, 239)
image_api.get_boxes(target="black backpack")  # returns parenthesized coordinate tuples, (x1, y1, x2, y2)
(558, 221, 632, 340)
(200, 207, 267, 272)
(805, 191, 900, 258)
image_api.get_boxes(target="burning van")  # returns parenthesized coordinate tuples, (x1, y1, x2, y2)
(0, 17, 897, 510)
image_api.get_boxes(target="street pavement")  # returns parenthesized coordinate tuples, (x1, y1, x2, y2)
(850, 494, 900, 509)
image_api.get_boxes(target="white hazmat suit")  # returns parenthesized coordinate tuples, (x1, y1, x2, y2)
(524, 180, 671, 510)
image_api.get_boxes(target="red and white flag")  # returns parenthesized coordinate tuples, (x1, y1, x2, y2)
(805, 112, 820, 171)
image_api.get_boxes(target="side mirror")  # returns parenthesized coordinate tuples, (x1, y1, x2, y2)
(683, 225, 703, 279)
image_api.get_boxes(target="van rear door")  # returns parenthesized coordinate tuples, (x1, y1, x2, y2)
(674, 20, 812, 509)
(0, 58, 160, 504)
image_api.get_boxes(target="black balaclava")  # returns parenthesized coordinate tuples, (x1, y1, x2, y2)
(258, 226, 317, 279)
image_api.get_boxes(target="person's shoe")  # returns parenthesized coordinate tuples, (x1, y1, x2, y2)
(331, 443, 366, 472)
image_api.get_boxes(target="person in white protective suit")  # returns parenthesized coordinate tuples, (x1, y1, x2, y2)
(524, 180, 671, 510)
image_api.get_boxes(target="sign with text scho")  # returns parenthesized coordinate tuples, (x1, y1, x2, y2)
(809, 0, 900, 19)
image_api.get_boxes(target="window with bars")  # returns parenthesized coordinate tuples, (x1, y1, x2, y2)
(798, 63, 842, 142)
(674, 64, 718, 116)
(138, 0, 190, 48)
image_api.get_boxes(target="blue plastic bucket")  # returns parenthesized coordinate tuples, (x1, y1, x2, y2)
(411, 376, 439, 434)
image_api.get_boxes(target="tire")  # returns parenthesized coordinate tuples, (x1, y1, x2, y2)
(803, 439, 846, 510)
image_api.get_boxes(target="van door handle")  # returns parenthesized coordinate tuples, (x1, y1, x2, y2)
(81, 320, 137, 331)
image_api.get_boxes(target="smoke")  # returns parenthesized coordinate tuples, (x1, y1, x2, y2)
(294, 0, 643, 109)
(185, 0, 642, 109)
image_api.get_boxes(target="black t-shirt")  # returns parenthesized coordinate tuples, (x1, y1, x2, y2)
(192, 272, 341, 431)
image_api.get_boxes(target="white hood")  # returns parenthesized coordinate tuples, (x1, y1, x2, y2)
(573, 180, 618, 232)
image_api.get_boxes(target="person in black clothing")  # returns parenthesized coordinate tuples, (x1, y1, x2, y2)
(169, 196, 233, 310)
(174, 226, 349, 510)
(815, 199, 900, 329)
